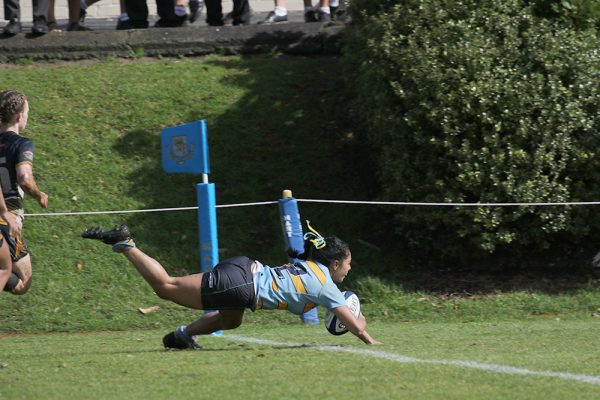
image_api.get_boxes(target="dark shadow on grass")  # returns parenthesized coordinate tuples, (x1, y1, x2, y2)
(105, 54, 597, 295)
(111, 128, 202, 272)
(236, 24, 344, 56)
(110, 54, 385, 276)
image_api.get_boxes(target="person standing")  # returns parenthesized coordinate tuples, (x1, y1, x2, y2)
(2, 0, 49, 34)
(205, 0, 250, 26)
(0, 90, 49, 295)
(47, 0, 92, 31)
(259, 0, 332, 24)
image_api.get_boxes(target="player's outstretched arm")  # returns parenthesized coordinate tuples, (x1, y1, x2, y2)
(332, 306, 382, 345)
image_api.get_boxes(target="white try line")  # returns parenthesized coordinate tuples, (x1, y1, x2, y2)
(220, 334, 600, 387)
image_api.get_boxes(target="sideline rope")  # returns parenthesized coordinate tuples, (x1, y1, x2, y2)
(23, 201, 279, 217)
(21, 198, 600, 218)
(297, 199, 600, 207)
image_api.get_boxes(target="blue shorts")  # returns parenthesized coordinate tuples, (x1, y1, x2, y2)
(200, 256, 256, 310)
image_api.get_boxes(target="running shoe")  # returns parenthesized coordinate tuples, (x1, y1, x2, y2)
(163, 326, 201, 350)
(81, 225, 131, 244)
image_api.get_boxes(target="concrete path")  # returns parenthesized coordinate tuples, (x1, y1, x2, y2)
(0, 12, 345, 61)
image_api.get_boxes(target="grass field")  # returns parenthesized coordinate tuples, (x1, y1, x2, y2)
(2, 320, 600, 399)
(1, 55, 600, 399)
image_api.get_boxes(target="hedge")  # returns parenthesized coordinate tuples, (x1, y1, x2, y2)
(343, 0, 600, 268)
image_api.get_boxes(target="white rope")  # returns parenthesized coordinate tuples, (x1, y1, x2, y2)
(22, 201, 279, 217)
(21, 198, 600, 218)
(217, 201, 278, 208)
(297, 198, 600, 207)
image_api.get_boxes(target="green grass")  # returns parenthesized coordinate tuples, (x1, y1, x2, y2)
(0, 53, 599, 400)
(0, 54, 387, 333)
(0, 55, 599, 336)
(1, 320, 600, 399)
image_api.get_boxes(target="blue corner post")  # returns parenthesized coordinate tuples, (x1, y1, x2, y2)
(161, 119, 217, 272)
(161, 119, 222, 334)
(278, 189, 319, 325)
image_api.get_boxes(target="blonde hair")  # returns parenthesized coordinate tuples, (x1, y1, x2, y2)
(0, 90, 27, 125)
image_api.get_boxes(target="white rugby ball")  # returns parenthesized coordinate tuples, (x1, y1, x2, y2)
(324, 291, 361, 336)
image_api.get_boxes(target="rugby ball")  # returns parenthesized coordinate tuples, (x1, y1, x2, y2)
(324, 291, 361, 336)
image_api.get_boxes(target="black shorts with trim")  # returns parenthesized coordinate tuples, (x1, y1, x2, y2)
(201, 256, 256, 310)
(0, 221, 29, 262)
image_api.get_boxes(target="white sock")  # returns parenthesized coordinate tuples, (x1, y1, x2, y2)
(274, 6, 287, 16)
(319, 6, 330, 14)
(111, 239, 136, 253)
(330, 0, 339, 7)
(174, 5, 187, 16)
(304, 6, 314, 13)
(119, 13, 129, 21)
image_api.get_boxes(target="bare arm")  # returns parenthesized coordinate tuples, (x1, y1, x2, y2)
(0, 182, 21, 238)
(16, 163, 47, 208)
(332, 306, 382, 345)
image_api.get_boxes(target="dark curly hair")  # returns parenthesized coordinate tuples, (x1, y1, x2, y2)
(287, 236, 350, 267)
(0, 90, 27, 126)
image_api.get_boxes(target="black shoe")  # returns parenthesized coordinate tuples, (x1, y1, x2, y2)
(82, 225, 131, 244)
(130, 20, 149, 29)
(318, 10, 332, 22)
(163, 331, 186, 349)
(116, 19, 133, 30)
(66, 22, 92, 31)
(155, 16, 187, 27)
(3, 19, 22, 35)
(79, 8, 87, 24)
(258, 11, 288, 24)
(304, 10, 318, 23)
(32, 17, 49, 34)
(163, 327, 201, 350)
(189, 0, 204, 23)
(232, 17, 251, 26)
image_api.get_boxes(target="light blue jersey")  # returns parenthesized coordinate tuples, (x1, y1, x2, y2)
(254, 260, 347, 315)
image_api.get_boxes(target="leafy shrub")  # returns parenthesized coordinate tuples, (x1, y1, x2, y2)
(344, 0, 600, 268)
(529, 0, 600, 29)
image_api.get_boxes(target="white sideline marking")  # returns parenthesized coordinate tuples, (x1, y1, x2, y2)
(221, 334, 600, 386)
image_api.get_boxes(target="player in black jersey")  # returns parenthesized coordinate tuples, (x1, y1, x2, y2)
(0, 90, 48, 295)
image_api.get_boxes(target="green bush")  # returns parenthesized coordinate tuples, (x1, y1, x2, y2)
(530, 0, 600, 29)
(344, 0, 600, 268)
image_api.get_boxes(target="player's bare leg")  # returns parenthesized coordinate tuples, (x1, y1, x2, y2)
(10, 254, 32, 295)
(187, 309, 244, 334)
(121, 248, 204, 309)
(82, 225, 204, 309)
(0, 243, 11, 291)
(162, 310, 244, 350)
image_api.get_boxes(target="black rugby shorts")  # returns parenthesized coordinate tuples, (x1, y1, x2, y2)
(200, 256, 256, 310)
